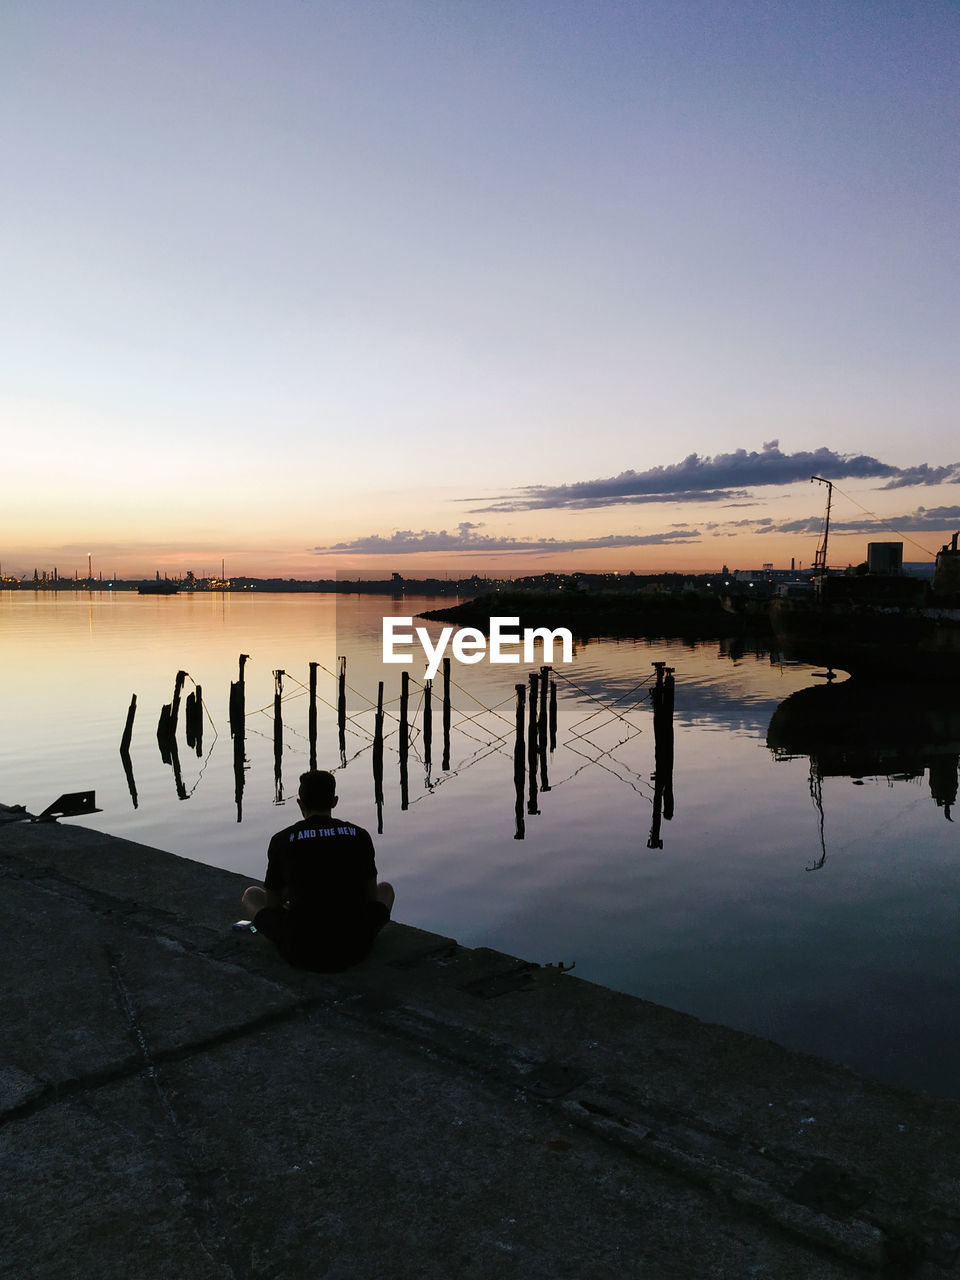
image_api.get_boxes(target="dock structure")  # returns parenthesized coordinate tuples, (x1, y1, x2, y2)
(3, 808, 960, 1278)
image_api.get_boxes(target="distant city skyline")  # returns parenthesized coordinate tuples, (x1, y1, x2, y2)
(4, 3, 958, 581)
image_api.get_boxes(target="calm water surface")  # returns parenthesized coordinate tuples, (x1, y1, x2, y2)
(2, 590, 958, 1098)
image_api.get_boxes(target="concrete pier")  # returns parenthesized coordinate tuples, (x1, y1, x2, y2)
(2, 806, 959, 1278)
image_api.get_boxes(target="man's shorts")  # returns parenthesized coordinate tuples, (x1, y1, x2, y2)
(253, 902, 390, 972)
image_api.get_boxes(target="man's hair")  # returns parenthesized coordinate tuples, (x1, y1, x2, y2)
(298, 770, 337, 809)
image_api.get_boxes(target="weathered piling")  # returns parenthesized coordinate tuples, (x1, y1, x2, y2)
(157, 670, 187, 744)
(308, 661, 318, 771)
(399, 672, 410, 767)
(119, 694, 137, 756)
(423, 678, 433, 771)
(229, 654, 248, 738)
(514, 683, 526, 840)
(169, 669, 187, 735)
(549, 678, 557, 752)
(442, 657, 451, 772)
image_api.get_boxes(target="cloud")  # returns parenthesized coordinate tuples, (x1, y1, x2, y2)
(716, 505, 960, 538)
(879, 464, 960, 489)
(473, 441, 960, 513)
(315, 521, 702, 556)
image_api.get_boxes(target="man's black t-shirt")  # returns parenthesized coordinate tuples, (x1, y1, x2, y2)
(260, 815, 382, 968)
(264, 814, 377, 923)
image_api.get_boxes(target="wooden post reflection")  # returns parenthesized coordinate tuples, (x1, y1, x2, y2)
(231, 654, 248, 822)
(538, 665, 550, 792)
(442, 657, 451, 771)
(527, 671, 539, 815)
(185, 685, 203, 757)
(423, 678, 433, 774)
(337, 655, 347, 767)
(119, 693, 137, 808)
(399, 671, 410, 810)
(373, 680, 385, 833)
(120, 694, 137, 755)
(233, 728, 245, 822)
(648, 662, 675, 848)
(273, 668, 285, 804)
(514, 683, 526, 839)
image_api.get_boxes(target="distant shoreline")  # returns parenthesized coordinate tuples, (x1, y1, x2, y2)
(420, 589, 775, 642)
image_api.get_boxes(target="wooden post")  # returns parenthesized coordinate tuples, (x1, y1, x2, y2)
(549, 678, 557, 752)
(230, 653, 248, 738)
(423, 678, 433, 770)
(231, 654, 247, 822)
(309, 661, 318, 771)
(157, 670, 186, 744)
(119, 694, 137, 755)
(169, 670, 187, 735)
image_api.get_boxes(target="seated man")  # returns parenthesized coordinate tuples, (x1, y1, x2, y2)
(241, 769, 394, 972)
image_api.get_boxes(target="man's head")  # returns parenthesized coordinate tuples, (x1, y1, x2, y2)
(297, 769, 337, 814)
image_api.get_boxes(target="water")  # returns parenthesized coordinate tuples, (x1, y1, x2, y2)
(3, 590, 959, 1098)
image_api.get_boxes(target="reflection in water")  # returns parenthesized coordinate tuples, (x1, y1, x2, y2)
(372, 681, 385, 834)
(527, 670, 539, 817)
(337, 656, 347, 767)
(442, 657, 451, 772)
(648, 663, 675, 849)
(513, 682, 526, 840)
(8, 593, 958, 1100)
(768, 677, 960, 865)
(399, 671, 410, 810)
(272, 669, 285, 804)
(185, 685, 203, 757)
(230, 654, 248, 822)
(119, 693, 138, 807)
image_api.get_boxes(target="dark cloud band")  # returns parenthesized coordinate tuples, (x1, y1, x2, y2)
(474, 441, 960, 513)
(315, 522, 701, 556)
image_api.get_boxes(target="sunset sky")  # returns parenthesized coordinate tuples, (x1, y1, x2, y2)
(3, 1, 958, 580)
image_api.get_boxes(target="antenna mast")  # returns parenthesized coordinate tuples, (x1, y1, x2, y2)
(811, 475, 833, 584)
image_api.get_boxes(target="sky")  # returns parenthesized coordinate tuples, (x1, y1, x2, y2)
(3, 0, 958, 580)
